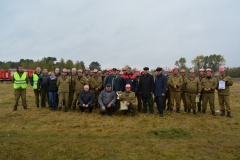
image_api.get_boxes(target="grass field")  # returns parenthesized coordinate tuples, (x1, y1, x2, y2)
(0, 81, 240, 160)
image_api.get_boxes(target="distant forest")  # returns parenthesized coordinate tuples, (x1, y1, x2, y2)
(0, 55, 240, 77)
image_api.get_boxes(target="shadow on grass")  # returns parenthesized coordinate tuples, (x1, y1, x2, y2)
(151, 128, 191, 139)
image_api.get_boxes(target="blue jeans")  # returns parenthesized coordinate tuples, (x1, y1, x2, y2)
(156, 96, 164, 114)
(48, 92, 57, 109)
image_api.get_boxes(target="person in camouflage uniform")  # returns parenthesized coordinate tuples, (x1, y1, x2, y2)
(168, 66, 183, 113)
(184, 69, 201, 115)
(217, 67, 233, 118)
(89, 69, 102, 108)
(201, 68, 217, 116)
(197, 68, 205, 112)
(180, 69, 187, 112)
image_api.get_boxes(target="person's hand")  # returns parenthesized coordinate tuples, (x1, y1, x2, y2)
(95, 88, 99, 91)
(107, 104, 111, 108)
(162, 93, 165, 96)
(102, 106, 106, 110)
(197, 93, 201, 96)
(126, 102, 130, 106)
(85, 104, 88, 108)
(174, 85, 177, 89)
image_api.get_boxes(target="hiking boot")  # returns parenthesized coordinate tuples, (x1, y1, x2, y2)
(193, 110, 196, 115)
(220, 110, 225, 117)
(13, 107, 17, 111)
(198, 106, 201, 112)
(211, 110, 216, 116)
(202, 110, 206, 114)
(176, 108, 180, 113)
(184, 108, 188, 112)
(187, 109, 191, 113)
(227, 112, 233, 118)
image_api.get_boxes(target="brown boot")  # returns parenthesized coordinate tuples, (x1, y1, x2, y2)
(227, 112, 233, 118)
(211, 110, 216, 116)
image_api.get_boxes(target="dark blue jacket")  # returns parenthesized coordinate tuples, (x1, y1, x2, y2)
(105, 75, 123, 92)
(78, 90, 94, 105)
(154, 74, 167, 97)
(122, 73, 137, 92)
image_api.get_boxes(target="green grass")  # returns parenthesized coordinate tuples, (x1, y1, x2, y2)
(0, 82, 240, 159)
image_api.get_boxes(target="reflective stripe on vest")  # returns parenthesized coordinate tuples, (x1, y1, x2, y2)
(13, 72, 27, 89)
(33, 73, 39, 89)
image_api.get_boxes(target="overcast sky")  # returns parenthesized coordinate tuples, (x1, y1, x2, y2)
(0, 0, 239, 70)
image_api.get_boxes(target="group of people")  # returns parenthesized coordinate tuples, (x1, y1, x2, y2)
(12, 64, 233, 118)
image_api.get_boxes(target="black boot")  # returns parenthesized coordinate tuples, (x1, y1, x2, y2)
(131, 112, 136, 117)
(211, 110, 216, 116)
(193, 110, 196, 115)
(170, 108, 173, 112)
(13, 107, 17, 111)
(64, 107, 69, 112)
(187, 109, 191, 113)
(227, 112, 233, 118)
(198, 106, 201, 112)
(202, 110, 206, 114)
(220, 110, 225, 117)
(184, 108, 187, 112)
(176, 108, 180, 113)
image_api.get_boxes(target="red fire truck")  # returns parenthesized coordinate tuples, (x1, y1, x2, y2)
(0, 69, 35, 81)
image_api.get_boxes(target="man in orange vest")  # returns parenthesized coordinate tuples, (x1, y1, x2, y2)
(12, 65, 29, 111)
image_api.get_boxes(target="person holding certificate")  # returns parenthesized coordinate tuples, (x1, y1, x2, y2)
(118, 84, 137, 117)
(217, 67, 233, 118)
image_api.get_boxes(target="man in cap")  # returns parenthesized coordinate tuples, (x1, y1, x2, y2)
(71, 69, 88, 110)
(12, 65, 29, 111)
(89, 69, 102, 108)
(30, 67, 42, 108)
(163, 69, 172, 110)
(197, 68, 205, 112)
(119, 84, 137, 117)
(139, 67, 154, 114)
(184, 69, 201, 115)
(180, 69, 187, 112)
(217, 67, 233, 118)
(98, 84, 116, 115)
(168, 66, 183, 113)
(78, 85, 94, 113)
(201, 68, 217, 116)
(105, 68, 123, 110)
(154, 67, 167, 117)
(57, 68, 71, 112)
(134, 69, 142, 112)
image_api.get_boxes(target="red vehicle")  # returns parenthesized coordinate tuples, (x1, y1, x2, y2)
(0, 69, 35, 81)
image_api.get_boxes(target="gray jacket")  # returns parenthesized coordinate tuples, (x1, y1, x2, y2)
(98, 89, 116, 107)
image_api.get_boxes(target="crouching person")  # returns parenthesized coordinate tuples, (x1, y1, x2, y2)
(78, 85, 94, 113)
(98, 84, 116, 116)
(119, 84, 137, 117)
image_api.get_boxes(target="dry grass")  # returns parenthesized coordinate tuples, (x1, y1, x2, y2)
(0, 81, 240, 160)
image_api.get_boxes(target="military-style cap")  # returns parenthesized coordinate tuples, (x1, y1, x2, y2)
(180, 69, 186, 73)
(206, 68, 212, 72)
(143, 67, 149, 70)
(106, 83, 111, 87)
(199, 68, 205, 72)
(93, 69, 98, 73)
(156, 67, 162, 71)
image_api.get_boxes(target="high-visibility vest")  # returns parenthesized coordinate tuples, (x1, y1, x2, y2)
(32, 73, 39, 89)
(13, 72, 27, 89)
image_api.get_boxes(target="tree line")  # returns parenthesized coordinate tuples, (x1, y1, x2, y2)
(0, 55, 240, 77)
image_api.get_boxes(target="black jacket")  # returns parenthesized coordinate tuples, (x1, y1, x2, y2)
(139, 73, 154, 98)
(47, 76, 58, 92)
(38, 74, 49, 90)
(78, 90, 94, 105)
